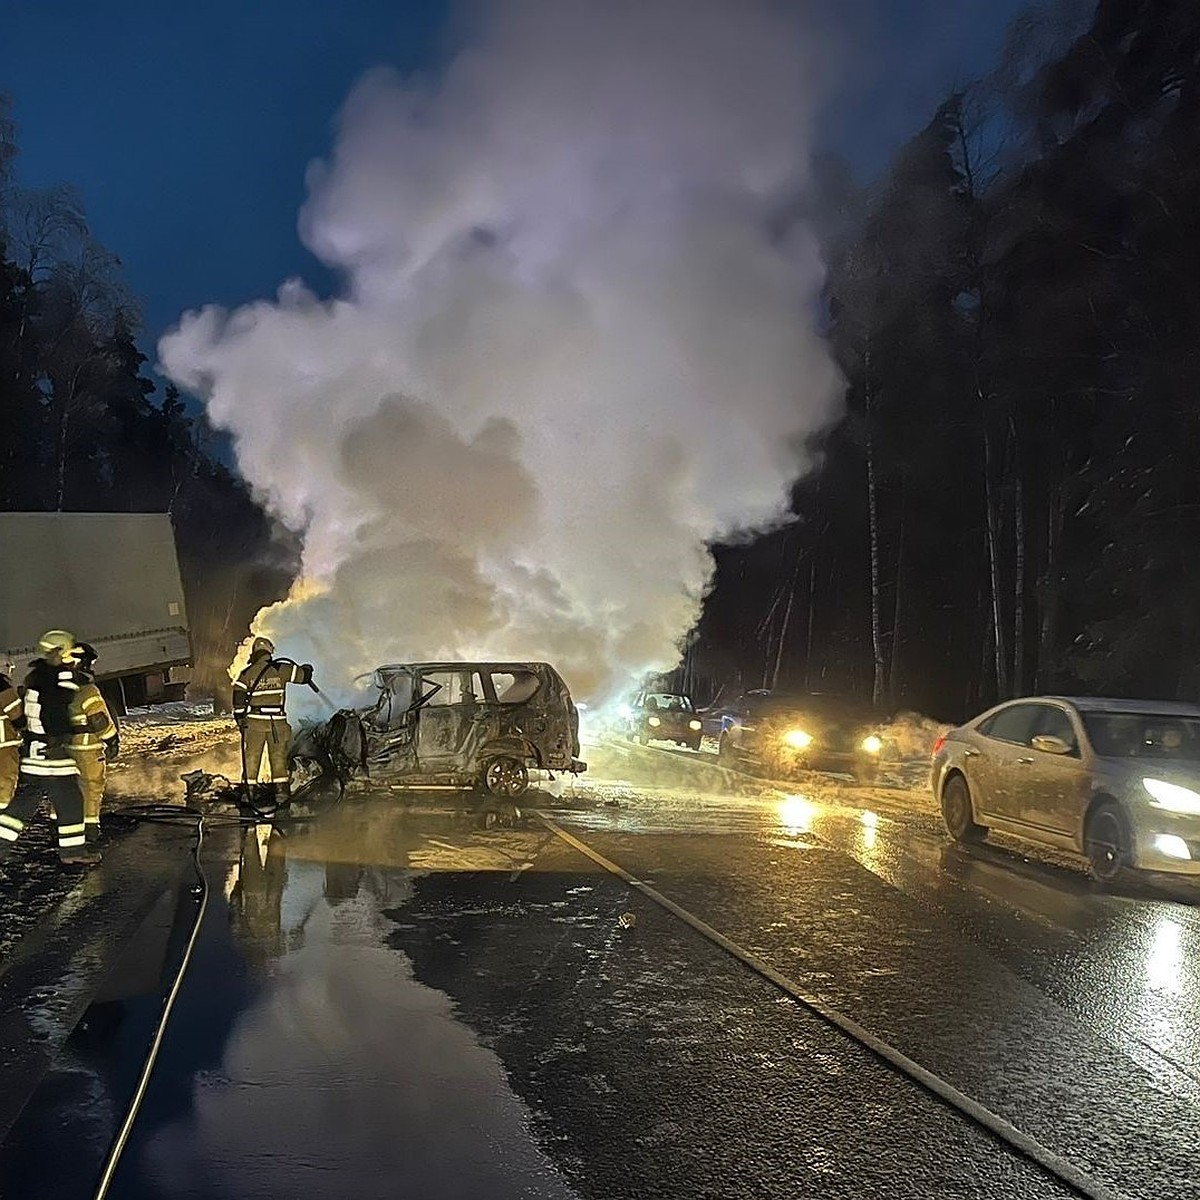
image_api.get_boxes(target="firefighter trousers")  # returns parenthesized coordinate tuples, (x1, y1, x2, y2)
(0, 745, 18, 808)
(71, 750, 107, 828)
(0, 773, 86, 857)
(241, 718, 292, 786)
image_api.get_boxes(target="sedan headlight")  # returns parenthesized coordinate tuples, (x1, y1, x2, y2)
(783, 728, 813, 750)
(688, 719, 702, 731)
(647, 716, 662, 728)
(861, 735, 883, 755)
(1143, 778, 1200, 815)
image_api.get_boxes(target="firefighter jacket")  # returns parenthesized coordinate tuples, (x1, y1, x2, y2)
(20, 658, 83, 778)
(232, 658, 312, 723)
(69, 675, 118, 754)
(0, 674, 22, 752)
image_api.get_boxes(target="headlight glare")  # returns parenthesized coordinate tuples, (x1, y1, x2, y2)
(783, 728, 813, 750)
(647, 716, 662, 727)
(688, 719, 702, 731)
(1143, 778, 1200, 814)
(861, 735, 883, 755)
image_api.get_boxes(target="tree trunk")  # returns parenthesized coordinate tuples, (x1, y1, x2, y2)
(983, 426, 1009, 698)
(1035, 484, 1064, 692)
(55, 402, 71, 511)
(804, 555, 817, 692)
(771, 565, 799, 692)
(865, 363, 887, 708)
(888, 481, 906, 706)
(1011, 421, 1025, 695)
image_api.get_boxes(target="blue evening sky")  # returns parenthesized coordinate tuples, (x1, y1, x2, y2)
(2, 0, 1030, 355)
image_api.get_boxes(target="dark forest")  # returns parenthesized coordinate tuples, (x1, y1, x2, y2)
(697, 0, 1200, 719)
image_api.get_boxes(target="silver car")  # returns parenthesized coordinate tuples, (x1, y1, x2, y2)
(931, 696, 1200, 882)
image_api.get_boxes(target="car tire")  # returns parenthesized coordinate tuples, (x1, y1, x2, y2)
(941, 774, 986, 843)
(481, 756, 529, 799)
(686, 738, 701, 752)
(1085, 800, 1134, 885)
(637, 730, 649, 746)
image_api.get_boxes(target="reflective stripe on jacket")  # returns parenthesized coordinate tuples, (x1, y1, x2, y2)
(69, 680, 118, 751)
(0, 675, 22, 750)
(233, 659, 306, 720)
(20, 659, 81, 777)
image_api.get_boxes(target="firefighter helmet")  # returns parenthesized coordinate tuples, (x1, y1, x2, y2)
(37, 629, 79, 662)
(250, 636, 275, 659)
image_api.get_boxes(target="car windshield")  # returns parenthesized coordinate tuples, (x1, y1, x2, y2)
(1082, 712, 1200, 760)
(756, 694, 866, 720)
(645, 694, 693, 712)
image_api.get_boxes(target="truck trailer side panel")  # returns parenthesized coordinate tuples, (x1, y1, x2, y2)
(0, 512, 191, 679)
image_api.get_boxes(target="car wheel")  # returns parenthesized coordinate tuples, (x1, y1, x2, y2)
(637, 730, 649, 746)
(687, 738, 701, 752)
(482, 756, 529, 799)
(1085, 801, 1133, 885)
(941, 774, 986, 843)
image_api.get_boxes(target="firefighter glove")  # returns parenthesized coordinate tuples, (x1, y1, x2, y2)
(299, 663, 315, 685)
(234, 713, 247, 732)
(104, 734, 120, 761)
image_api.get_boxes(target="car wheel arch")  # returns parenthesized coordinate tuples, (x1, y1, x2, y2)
(479, 736, 539, 765)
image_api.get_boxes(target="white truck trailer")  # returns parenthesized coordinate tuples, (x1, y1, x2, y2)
(0, 512, 192, 710)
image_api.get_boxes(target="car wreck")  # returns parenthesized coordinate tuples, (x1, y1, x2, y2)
(291, 661, 586, 799)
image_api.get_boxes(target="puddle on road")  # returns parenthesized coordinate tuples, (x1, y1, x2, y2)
(5, 813, 583, 1200)
(138, 823, 579, 1200)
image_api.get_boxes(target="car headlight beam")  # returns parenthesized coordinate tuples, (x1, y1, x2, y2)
(688, 719, 702, 731)
(1143, 778, 1200, 815)
(861, 735, 883, 755)
(783, 728, 813, 750)
(647, 716, 662, 728)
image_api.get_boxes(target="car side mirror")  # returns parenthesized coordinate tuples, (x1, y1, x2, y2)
(1031, 734, 1072, 756)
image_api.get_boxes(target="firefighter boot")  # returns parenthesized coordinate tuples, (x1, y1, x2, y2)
(59, 848, 102, 867)
(85, 823, 101, 845)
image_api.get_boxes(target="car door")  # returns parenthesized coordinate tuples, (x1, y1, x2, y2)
(415, 670, 483, 770)
(1018, 703, 1089, 836)
(971, 702, 1043, 820)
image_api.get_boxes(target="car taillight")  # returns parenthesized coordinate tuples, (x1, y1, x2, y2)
(931, 735, 947, 758)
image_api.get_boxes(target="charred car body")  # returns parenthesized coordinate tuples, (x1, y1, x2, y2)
(292, 661, 585, 799)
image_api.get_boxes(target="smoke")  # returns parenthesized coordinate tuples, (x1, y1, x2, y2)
(160, 0, 842, 711)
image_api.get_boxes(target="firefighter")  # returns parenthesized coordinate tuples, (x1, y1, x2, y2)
(232, 636, 314, 806)
(0, 630, 100, 867)
(0, 656, 22, 810)
(70, 643, 119, 843)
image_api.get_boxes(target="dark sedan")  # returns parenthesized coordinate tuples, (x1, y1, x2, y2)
(708, 690, 886, 782)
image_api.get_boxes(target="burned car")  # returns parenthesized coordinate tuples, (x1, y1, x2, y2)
(292, 661, 585, 799)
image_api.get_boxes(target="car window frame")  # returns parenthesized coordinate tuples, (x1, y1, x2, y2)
(1030, 703, 1082, 759)
(977, 702, 1043, 747)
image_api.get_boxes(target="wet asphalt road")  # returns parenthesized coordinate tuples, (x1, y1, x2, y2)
(1, 737, 1197, 1199)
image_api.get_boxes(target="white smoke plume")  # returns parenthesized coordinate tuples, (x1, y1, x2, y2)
(160, 0, 842, 711)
